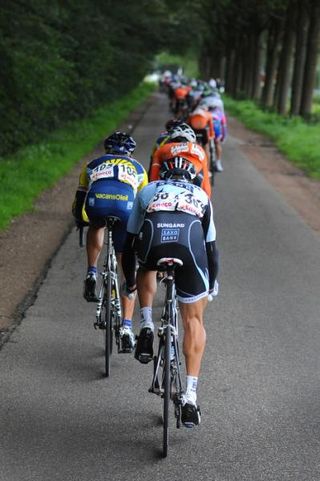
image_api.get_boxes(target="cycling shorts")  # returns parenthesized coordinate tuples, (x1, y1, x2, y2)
(213, 119, 222, 139)
(193, 128, 209, 147)
(85, 179, 134, 252)
(136, 212, 209, 303)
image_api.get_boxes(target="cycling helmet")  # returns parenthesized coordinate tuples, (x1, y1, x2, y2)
(165, 118, 183, 131)
(160, 156, 196, 181)
(104, 131, 136, 155)
(168, 123, 196, 143)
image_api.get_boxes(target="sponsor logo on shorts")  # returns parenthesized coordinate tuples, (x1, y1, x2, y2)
(95, 193, 128, 201)
(88, 197, 95, 206)
(127, 201, 133, 209)
(157, 223, 185, 228)
(161, 228, 180, 243)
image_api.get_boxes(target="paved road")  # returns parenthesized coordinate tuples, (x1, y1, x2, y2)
(1, 93, 320, 481)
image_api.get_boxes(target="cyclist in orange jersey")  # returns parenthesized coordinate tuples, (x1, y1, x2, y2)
(173, 84, 192, 118)
(149, 123, 212, 198)
(187, 105, 215, 171)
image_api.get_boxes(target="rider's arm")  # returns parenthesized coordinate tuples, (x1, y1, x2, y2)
(202, 200, 219, 289)
(122, 232, 137, 288)
(200, 152, 212, 198)
(122, 183, 157, 287)
(148, 149, 161, 181)
(72, 162, 88, 223)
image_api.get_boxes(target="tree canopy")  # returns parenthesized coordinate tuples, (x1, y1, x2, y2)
(1, 0, 319, 156)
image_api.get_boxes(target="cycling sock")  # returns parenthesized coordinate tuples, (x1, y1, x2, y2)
(122, 319, 132, 329)
(87, 266, 97, 276)
(185, 375, 198, 405)
(140, 307, 154, 331)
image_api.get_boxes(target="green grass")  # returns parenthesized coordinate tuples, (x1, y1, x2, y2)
(224, 96, 320, 179)
(0, 82, 156, 231)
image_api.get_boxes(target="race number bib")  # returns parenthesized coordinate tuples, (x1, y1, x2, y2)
(89, 163, 114, 183)
(147, 189, 206, 217)
(118, 163, 138, 191)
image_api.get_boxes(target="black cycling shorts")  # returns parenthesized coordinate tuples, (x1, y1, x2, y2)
(136, 212, 209, 303)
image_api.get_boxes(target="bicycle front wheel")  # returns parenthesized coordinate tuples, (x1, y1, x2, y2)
(104, 273, 112, 378)
(162, 325, 171, 458)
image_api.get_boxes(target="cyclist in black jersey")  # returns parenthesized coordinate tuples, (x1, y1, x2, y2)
(122, 156, 219, 427)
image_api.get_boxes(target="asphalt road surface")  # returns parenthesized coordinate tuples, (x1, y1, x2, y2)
(1, 93, 320, 481)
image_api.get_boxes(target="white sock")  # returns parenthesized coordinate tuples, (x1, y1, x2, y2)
(185, 376, 198, 405)
(140, 307, 154, 331)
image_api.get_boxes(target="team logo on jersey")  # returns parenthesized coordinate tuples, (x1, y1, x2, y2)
(161, 228, 180, 243)
(169, 144, 189, 156)
(191, 143, 205, 160)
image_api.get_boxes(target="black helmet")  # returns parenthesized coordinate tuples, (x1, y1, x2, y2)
(104, 131, 136, 155)
(165, 118, 183, 131)
(160, 156, 196, 181)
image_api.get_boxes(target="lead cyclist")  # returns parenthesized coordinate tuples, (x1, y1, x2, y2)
(122, 156, 219, 428)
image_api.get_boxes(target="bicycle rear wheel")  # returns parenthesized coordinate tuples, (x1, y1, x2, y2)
(104, 273, 112, 377)
(162, 324, 171, 458)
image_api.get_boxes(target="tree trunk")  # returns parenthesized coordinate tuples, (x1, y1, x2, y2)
(243, 33, 255, 97)
(300, 0, 320, 117)
(252, 30, 265, 100)
(275, 1, 297, 114)
(225, 42, 235, 94)
(261, 20, 282, 108)
(290, 2, 309, 115)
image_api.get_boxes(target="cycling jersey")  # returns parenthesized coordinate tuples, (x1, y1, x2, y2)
(126, 179, 217, 303)
(210, 108, 227, 141)
(174, 85, 191, 100)
(149, 141, 211, 198)
(75, 153, 147, 251)
(187, 107, 214, 140)
(78, 154, 147, 194)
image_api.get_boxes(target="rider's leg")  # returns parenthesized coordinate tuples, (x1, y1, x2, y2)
(214, 138, 223, 171)
(84, 226, 105, 301)
(86, 225, 105, 269)
(137, 268, 157, 329)
(134, 268, 157, 362)
(179, 298, 207, 378)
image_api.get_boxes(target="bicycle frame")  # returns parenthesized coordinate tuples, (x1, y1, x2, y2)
(148, 257, 184, 457)
(94, 216, 122, 377)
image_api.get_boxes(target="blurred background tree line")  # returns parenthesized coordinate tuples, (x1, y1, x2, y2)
(198, 0, 320, 118)
(0, 0, 319, 157)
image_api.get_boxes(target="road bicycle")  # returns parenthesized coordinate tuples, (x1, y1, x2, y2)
(94, 216, 122, 377)
(148, 257, 184, 458)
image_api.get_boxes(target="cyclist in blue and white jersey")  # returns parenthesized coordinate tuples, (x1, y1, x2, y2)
(122, 157, 219, 427)
(72, 131, 148, 352)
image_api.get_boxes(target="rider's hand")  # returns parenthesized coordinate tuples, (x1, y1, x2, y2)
(208, 280, 219, 302)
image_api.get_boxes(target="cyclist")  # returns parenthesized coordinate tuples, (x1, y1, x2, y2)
(187, 104, 215, 174)
(207, 103, 227, 172)
(122, 157, 219, 428)
(172, 82, 192, 119)
(148, 118, 183, 178)
(72, 131, 148, 352)
(149, 123, 212, 198)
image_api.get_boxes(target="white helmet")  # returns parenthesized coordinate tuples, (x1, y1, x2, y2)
(169, 123, 196, 143)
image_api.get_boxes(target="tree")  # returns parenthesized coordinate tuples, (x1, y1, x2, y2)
(300, 0, 320, 117)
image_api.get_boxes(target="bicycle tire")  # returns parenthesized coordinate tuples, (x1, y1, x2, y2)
(162, 324, 171, 458)
(104, 272, 112, 377)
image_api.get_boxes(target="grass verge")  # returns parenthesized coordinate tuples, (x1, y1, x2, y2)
(0, 82, 155, 231)
(224, 96, 320, 179)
